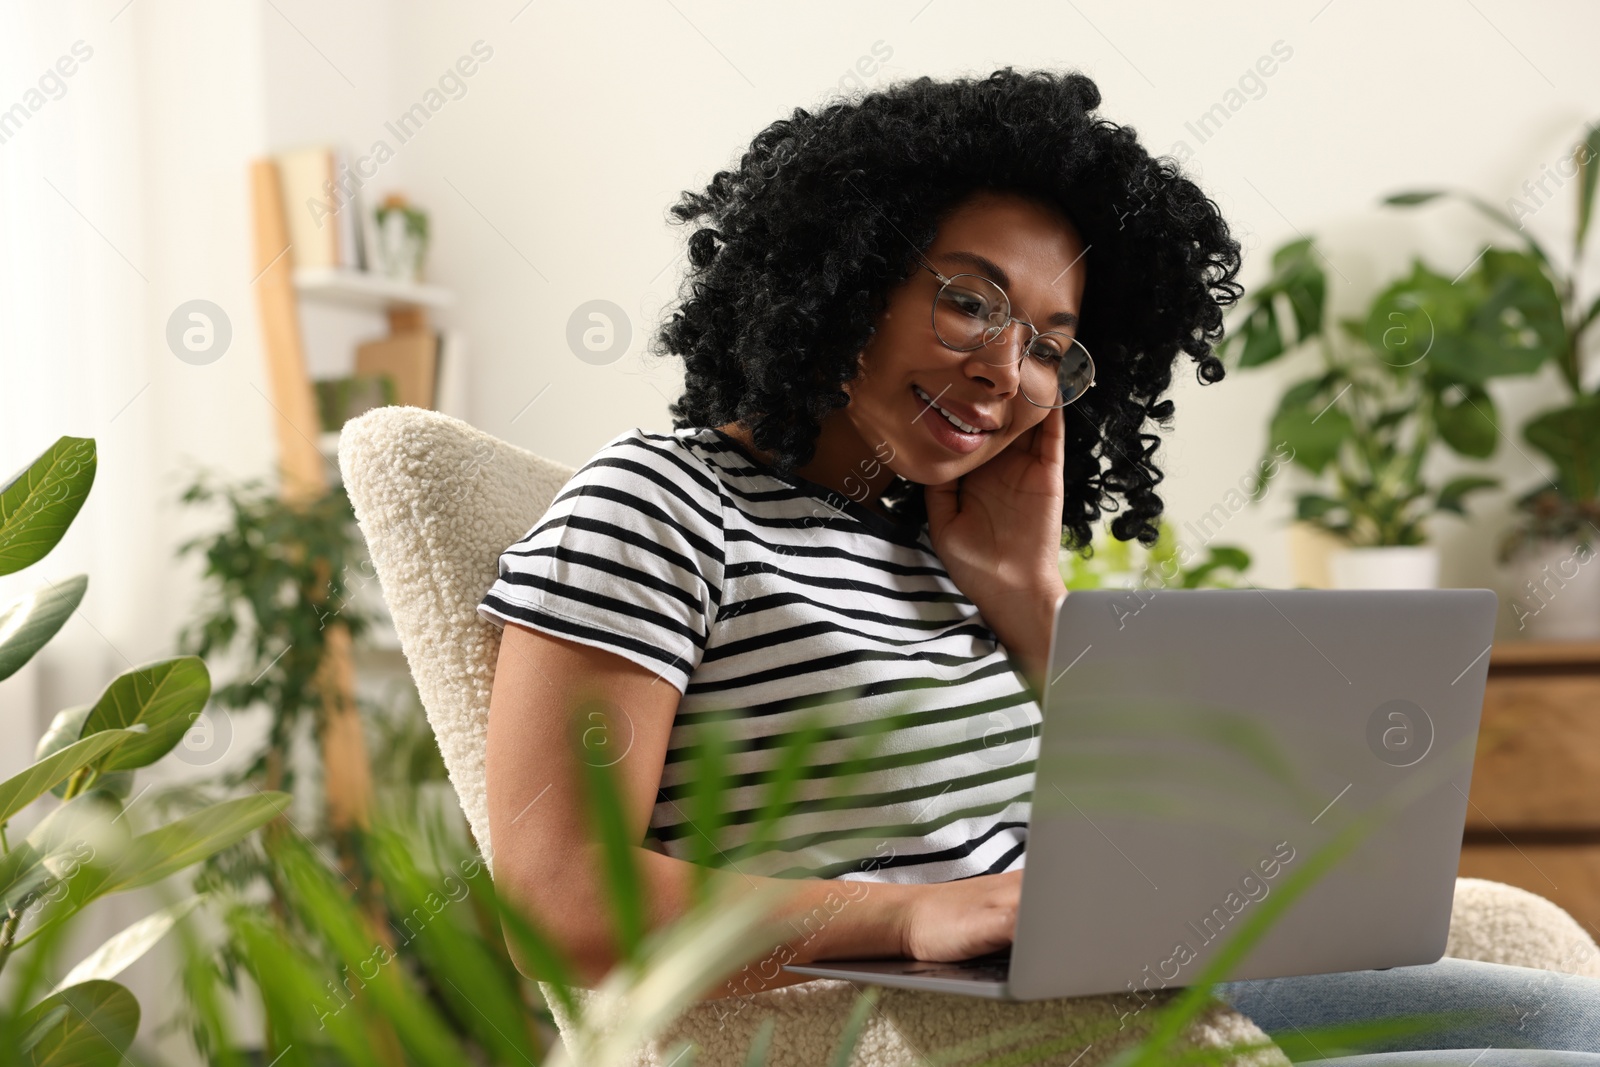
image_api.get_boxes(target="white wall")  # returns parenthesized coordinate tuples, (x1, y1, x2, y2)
(378, 0, 1600, 631)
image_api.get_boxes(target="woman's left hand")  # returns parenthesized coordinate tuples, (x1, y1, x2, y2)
(925, 405, 1068, 682)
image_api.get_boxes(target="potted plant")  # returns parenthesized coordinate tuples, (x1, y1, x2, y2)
(1220, 237, 1540, 588)
(1384, 120, 1600, 635)
(1060, 519, 1252, 592)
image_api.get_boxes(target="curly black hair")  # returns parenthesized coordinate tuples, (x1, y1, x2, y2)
(652, 67, 1242, 549)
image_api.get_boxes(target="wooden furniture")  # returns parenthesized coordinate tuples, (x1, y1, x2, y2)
(247, 159, 454, 837)
(1458, 640, 1600, 935)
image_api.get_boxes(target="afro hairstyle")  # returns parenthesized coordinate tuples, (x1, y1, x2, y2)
(652, 67, 1243, 549)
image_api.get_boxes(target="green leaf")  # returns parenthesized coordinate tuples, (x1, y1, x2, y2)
(113, 792, 289, 892)
(573, 881, 795, 1067)
(52, 897, 201, 993)
(1278, 259, 1326, 342)
(828, 988, 880, 1067)
(1224, 237, 1326, 368)
(225, 907, 389, 1067)
(1468, 249, 1565, 376)
(0, 729, 144, 826)
(0, 575, 87, 682)
(1365, 263, 1459, 373)
(1207, 546, 1252, 572)
(19, 980, 139, 1067)
(1580, 291, 1600, 335)
(362, 833, 542, 1066)
(1295, 494, 1343, 521)
(24, 795, 283, 938)
(1435, 386, 1499, 458)
(34, 707, 91, 763)
(1236, 302, 1285, 367)
(1576, 122, 1600, 255)
(0, 840, 51, 916)
(487, 872, 581, 1016)
(1370, 252, 1558, 384)
(20, 793, 132, 907)
(1274, 374, 1338, 416)
(34, 707, 93, 801)
(1435, 476, 1500, 516)
(1271, 406, 1353, 475)
(1461, 193, 1553, 265)
(575, 699, 646, 960)
(685, 713, 734, 902)
(1381, 188, 1552, 267)
(1524, 396, 1600, 500)
(1372, 406, 1412, 433)
(81, 657, 211, 773)
(742, 1018, 777, 1067)
(1383, 190, 1446, 206)
(1177, 543, 1248, 591)
(265, 842, 464, 1067)
(0, 437, 96, 577)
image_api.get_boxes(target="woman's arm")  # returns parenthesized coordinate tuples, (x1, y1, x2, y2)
(485, 623, 1020, 999)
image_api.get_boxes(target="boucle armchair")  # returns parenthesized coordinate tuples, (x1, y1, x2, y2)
(338, 406, 1600, 1067)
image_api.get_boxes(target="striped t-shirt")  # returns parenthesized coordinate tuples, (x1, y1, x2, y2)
(477, 426, 1041, 883)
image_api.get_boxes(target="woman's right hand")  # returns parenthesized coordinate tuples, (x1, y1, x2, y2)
(899, 869, 1023, 962)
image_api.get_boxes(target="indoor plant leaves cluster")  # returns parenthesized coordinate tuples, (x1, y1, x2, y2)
(0, 436, 287, 1065)
(1221, 236, 1539, 547)
(1384, 119, 1600, 560)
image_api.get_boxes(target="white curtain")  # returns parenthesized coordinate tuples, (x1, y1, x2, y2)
(0, 3, 154, 755)
(0, 8, 271, 1059)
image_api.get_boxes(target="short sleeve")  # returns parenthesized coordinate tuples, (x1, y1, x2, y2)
(477, 430, 726, 694)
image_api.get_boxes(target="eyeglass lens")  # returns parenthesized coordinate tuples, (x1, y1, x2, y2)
(932, 274, 1094, 408)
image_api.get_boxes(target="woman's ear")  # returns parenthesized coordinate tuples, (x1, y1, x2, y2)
(840, 351, 867, 398)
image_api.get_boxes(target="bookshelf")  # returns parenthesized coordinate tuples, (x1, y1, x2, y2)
(294, 267, 455, 313)
(248, 158, 454, 829)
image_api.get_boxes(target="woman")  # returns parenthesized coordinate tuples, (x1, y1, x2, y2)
(478, 69, 1600, 1060)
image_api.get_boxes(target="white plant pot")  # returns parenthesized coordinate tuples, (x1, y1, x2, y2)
(1504, 539, 1600, 640)
(1328, 545, 1440, 590)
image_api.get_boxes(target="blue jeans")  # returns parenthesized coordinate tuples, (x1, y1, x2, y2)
(1213, 958, 1600, 1066)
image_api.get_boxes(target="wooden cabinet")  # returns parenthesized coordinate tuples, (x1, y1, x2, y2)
(1457, 641, 1600, 933)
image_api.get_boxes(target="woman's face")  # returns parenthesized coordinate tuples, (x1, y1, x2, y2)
(843, 190, 1088, 487)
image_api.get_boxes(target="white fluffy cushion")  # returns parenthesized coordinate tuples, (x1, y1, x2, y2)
(1448, 877, 1600, 978)
(341, 405, 575, 864)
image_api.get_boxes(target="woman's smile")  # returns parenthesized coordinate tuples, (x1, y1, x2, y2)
(912, 383, 998, 455)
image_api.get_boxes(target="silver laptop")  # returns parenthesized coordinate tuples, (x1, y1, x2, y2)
(783, 588, 1497, 1001)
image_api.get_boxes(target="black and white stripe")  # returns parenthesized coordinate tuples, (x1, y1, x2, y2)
(479, 426, 1040, 884)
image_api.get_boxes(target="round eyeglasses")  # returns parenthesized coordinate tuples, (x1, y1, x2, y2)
(923, 265, 1095, 409)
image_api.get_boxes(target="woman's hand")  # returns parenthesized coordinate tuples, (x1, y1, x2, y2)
(899, 870, 1023, 962)
(924, 405, 1068, 684)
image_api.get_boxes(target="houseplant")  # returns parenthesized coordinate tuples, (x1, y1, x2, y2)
(1060, 519, 1252, 592)
(1384, 120, 1600, 634)
(1220, 237, 1537, 587)
(0, 436, 286, 1065)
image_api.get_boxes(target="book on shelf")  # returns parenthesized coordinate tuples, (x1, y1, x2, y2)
(276, 145, 367, 271)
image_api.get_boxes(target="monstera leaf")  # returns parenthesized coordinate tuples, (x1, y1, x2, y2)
(1524, 396, 1600, 501)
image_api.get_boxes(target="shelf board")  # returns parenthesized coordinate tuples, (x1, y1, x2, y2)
(293, 267, 454, 311)
(1491, 640, 1600, 670)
